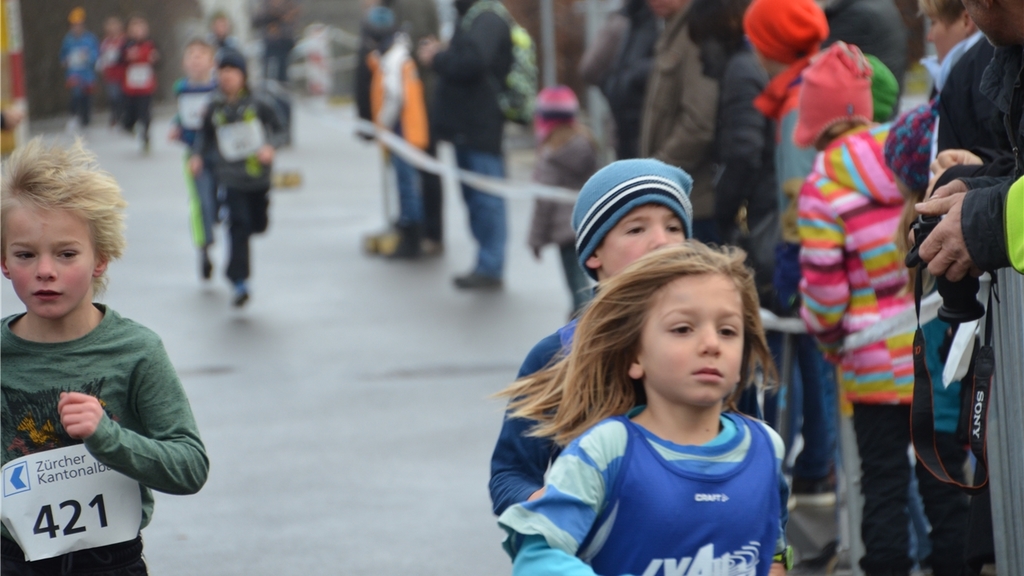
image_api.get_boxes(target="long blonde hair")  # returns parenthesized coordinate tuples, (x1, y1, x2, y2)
(497, 242, 777, 446)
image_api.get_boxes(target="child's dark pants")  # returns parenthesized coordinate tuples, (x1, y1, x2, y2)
(2, 535, 147, 576)
(853, 403, 969, 576)
(121, 95, 152, 140)
(225, 187, 270, 283)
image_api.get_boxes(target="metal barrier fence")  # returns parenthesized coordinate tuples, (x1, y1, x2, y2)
(358, 119, 1024, 573)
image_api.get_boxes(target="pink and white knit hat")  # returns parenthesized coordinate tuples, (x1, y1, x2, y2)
(534, 85, 579, 142)
(794, 42, 874, 149)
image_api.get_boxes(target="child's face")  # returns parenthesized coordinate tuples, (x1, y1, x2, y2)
(128, 19, 149, 40)
(629, 273, 745, 412)
(586, 204, 685, 281)
(1, 205, 107, 328)
(105, 18, 123, 37)
(212, 17, 231, 38)
(218, 67, 245, 96)
(183, 45, 215, 81)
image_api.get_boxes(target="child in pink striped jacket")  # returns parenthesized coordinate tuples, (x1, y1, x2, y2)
(794, 42, 958, 576)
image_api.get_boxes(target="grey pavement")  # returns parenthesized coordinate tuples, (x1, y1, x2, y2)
(2, 101, 575, 575)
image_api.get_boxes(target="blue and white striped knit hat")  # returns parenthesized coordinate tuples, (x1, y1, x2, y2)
(572, 158, 694, 279)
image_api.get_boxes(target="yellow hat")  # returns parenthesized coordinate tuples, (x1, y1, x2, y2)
(68, 7, 86, 24)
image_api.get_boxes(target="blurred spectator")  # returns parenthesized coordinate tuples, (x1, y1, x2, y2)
(688, 0, 777, 302)
(390, 0, 444, 254)
(579, 0, 657, 160)
(97, 16, 127, 128)
(919, 0, 982, 96)
(885, 102, 971, 576)
(366, 6, 430, 259)
(818, 0, 908, 112)
(208, 11, 243, 62)
(743, 0, 838, 522)
(418, 0, 512, 289)
(528, 86, 597, 316)
(60, 7, 99, 131)
(253, 0, 300, 82)
(639, 0, 719, 243)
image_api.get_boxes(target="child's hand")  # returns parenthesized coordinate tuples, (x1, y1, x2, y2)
(189, 155, 203, 176)
(168, 125, 181, 142)
(58, 392, 105, 440)
(257, 144, 275, 164)
(527, 487, 546, 501)
(768, 562, 786, 576)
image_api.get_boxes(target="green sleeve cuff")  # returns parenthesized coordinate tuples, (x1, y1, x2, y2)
(83, 413, 119, 456)
(1007, 177, 1024, 274)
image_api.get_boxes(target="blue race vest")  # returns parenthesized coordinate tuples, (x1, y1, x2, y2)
(580, 415, 779, 576)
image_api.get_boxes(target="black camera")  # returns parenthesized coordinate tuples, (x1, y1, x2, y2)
(906, 215, 984, 323)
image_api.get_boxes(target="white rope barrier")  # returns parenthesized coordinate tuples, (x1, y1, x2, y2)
(353, 119, 945, 350)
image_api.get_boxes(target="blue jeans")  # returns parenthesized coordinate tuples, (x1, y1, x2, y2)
(455, 147, 507, 278)
(764, 331, 837, 480)
(69, 85, 92, 126)
(392, 153, 423, 226)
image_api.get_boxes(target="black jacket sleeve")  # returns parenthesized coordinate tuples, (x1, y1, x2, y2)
(257, 97, 286, 148)
(960, 177, 1012, 272)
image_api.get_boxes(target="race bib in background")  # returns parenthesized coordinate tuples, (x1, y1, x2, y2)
(178, 93, 213, 131)
(1, 444, 142, 561)
(216, 119, 265, 162)
(125, 64, 153, 89)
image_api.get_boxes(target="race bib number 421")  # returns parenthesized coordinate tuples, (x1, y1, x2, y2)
(1, 444, 142, 561)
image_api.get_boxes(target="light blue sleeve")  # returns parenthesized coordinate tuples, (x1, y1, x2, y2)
(499, 419, 627, 558)
(760, 421, 790, 555)
(513, 535, 637, 576)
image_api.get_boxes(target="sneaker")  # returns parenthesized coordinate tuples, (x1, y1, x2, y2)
(453, 272, 502, 290)
(232, 281, 250, 307)
(789, 476, 837, 508)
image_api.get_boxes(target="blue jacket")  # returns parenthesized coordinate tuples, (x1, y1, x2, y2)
(60, 31, 100, 85)
(489, 321, 576, 515)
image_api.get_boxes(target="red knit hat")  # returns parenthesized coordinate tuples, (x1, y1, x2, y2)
(794, 42, 874, 149)
(743, 0, 829, 65)
(534, 85, 579, 142)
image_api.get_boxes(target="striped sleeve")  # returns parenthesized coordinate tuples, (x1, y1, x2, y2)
(1007, 176, 1024, 274)
(498, 419, 627, 558)
(759, 421, 790, 555)
(798, 173, 849, 354)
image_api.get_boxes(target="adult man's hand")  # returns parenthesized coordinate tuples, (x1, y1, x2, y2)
(926, 151, 980, 197)
(915, 193, 981, 281)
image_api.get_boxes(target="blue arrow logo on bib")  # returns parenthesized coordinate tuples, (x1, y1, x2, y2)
(3, 462, 31, 496)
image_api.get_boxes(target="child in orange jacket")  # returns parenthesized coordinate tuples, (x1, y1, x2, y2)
(365, 6, 429, 259)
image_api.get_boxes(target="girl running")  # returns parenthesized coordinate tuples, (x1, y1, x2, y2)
(497, 242, 790, 576)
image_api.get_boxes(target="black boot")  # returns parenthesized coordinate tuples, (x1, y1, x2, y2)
(387, 224, 422, 259)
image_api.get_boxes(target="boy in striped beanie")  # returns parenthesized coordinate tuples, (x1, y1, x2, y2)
(489, 158, 693, 516)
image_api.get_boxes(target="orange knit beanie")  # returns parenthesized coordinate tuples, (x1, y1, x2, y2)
(744, 0, 829, 65)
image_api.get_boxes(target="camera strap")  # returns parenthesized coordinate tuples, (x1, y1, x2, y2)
(910, 266, 994, 495)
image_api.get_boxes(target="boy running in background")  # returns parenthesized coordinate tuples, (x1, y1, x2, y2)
(97, 15, 127, 129)
(60, 7, 99, 131)
(190, 51, 284, 307)
(171, 38, 221, 281)
(121, 15, 159, 153)
(1, 139, 209, 573)
(489, 158, 694, 515)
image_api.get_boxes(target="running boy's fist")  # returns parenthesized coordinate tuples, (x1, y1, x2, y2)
(58, 392, 105, 439)
(257, 144, 274, 164)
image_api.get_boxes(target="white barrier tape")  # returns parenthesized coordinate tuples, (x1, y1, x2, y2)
(843, 292, 941, 351)
(355, 119, 581, 203)
(355, 116, 947, 352)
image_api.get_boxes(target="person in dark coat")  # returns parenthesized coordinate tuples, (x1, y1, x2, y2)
(583, 0, 658, 160)
(821, 0, 908, 114)
(418, 0, 512, 289)
(688, 0, 777, 303)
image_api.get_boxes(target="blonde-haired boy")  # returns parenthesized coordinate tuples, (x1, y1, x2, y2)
(1, 138, 208, 571)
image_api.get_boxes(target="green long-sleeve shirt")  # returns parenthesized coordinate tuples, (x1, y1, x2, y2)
(1, 305, 208, 542)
